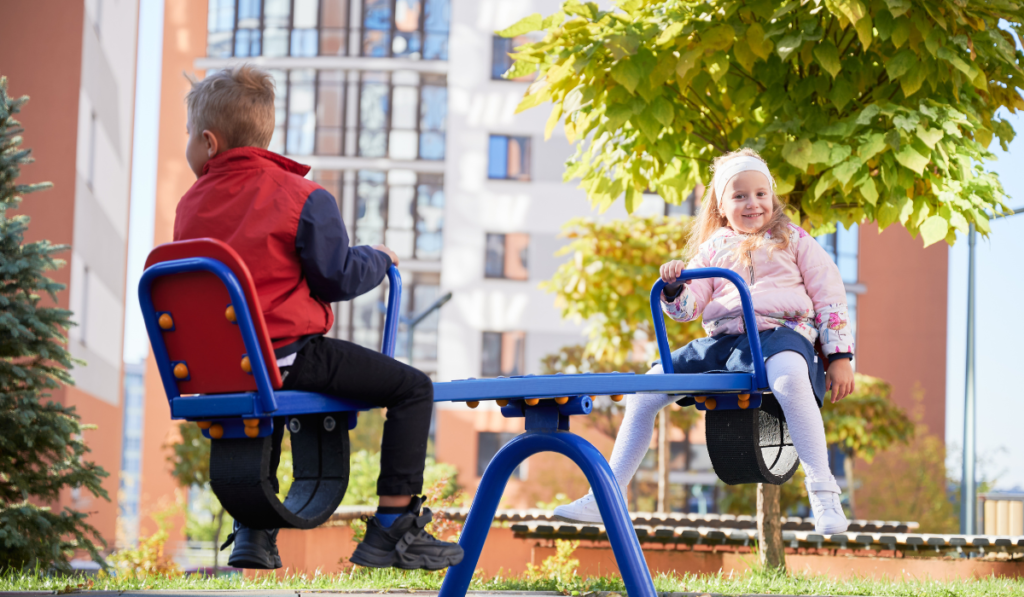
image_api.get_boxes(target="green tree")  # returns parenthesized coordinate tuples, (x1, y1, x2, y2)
(0, 77, 109, 571)
(543, 215, 703, 367)
(500, 0, 1022, 243)
(821, 372, 914, 517)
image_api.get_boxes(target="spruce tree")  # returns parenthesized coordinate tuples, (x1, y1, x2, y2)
(0, 76, 109, 571)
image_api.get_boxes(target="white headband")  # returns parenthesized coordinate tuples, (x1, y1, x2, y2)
(713, 156, 776, 208)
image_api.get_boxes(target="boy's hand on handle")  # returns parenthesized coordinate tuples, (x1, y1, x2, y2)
(825, 358, 855, 403)
(373, 244, 399, 267)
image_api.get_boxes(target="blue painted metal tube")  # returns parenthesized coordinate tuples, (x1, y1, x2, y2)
(649, 267, 769, 390)
(438, 431, 656, 597)
(138, 257, 279, 415)
(381, 266, 401, 358)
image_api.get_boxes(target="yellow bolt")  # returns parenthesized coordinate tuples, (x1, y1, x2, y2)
(225, 305, 237, 323)
(243, 418, 260, 428)
(555, 396, 569, 405)
(241, 356, 252, 374)
(694, 395, 706, 403)
(244, 426, 260, 438)
(738, 394, 750, 401)
(197, 421, 212, 430)
(737, 400, 750, 410)
(524, 398, 540, 406)
(610, 394, 624, 402)
(209, 424, 224, 439)
(496, 399, 509, 407)
(705, 398, 717, 411)
(467, 401, 479, 409)
(173, 363, 189, 379)
(158, 313, 174, 330)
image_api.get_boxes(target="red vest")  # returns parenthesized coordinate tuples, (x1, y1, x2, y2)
(174, 147, 333, 350)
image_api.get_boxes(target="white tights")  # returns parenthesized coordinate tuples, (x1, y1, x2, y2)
(606, 351, 832, 488)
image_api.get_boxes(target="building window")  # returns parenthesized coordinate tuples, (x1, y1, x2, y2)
(481, 331, 525, 377)
(491, 35, 538, 80)
(208, 0, 348, 58)
(355, 170, 444, 261)
(477, 432, 526, 479)
(358, 71, 448, 160)
(487, 135, 530, 181)
(265, 69, 446, 159)
(208, 0, 450, 60)
(484, 233, 529, 280)
(363, 0, 450, 59)
(349, 272, 441, 366)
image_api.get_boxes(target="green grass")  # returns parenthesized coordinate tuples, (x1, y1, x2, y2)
(2, 567, 1024, 596)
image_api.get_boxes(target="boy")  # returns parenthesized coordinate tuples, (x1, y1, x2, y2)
(174, 65, 463, 571)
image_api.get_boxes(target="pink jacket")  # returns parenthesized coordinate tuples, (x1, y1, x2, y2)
(662, 223, 855, 356)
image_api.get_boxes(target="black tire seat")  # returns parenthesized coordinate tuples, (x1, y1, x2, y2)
(210, 412, 351, 530)
(705, 393, 799, 485)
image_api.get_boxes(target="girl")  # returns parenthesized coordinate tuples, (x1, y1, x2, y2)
(554, 148, 856, 534)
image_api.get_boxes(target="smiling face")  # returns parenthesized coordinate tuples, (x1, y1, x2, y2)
(719, 169, 774, 234)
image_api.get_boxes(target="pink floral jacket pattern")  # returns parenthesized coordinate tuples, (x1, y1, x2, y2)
(662, 224, 855, 356)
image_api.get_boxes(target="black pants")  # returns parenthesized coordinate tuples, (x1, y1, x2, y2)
(269, 335, 434, 497)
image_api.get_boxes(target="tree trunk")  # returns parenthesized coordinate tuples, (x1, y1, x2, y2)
(657, 411, 669, 513)
(843, 449, 856, 519)
(757, 483, 786, 571)
(212, 507, 225, 575)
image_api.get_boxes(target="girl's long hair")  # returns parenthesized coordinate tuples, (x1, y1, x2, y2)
(684, 148, 792, 263)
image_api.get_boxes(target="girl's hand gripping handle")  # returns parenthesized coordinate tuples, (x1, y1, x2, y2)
(660, 260, 690, 300)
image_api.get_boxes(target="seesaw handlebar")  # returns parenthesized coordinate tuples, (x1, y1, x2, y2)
(649, 267, 769, 390)
(381, 265, 402, 359)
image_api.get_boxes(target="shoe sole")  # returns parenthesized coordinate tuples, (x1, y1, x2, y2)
(818, 524, 850, 535)
(350, 544, 464, 571)
(228, 548, 281, 570)
(552, 513, 605, 525)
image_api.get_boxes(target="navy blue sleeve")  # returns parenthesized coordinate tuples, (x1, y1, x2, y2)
(295, 188, 392, 303)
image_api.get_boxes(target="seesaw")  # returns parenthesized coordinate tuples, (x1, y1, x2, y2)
(140, 238, 799, 597)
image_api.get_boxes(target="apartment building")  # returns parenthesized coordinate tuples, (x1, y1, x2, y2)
(0, 0, 140, 549)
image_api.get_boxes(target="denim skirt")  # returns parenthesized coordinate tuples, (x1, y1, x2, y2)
(665, 326, 826, 408)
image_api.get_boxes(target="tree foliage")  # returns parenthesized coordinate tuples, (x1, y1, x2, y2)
(0, 77, 109, 571)
(501, 0, 1023, 244)
(543, 215, 704, 367)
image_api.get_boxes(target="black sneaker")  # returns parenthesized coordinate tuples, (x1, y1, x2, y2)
(349, 496, 464, 570)
(220, 521, 283, 569)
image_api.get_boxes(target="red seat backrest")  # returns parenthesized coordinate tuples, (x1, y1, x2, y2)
(144, 238, 283, 394)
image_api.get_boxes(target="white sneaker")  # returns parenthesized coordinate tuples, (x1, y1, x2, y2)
(552, 488, 627, 524)
(806, 477, 849, 534)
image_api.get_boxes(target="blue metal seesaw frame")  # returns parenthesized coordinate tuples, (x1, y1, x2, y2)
(140, 256, 768, 597)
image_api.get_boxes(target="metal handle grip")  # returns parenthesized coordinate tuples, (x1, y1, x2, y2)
(381, 265, 402, 358)
(649, 267, 769, 390)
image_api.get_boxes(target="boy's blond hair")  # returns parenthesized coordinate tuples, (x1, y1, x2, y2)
(186, 65, 275, 149)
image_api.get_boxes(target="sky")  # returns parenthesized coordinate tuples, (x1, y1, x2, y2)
(945, 108, 1024, 492)
(120, 7, 1024, 491)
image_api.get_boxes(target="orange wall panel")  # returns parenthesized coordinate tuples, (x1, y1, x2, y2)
(856, 223, 948, 436)
(63, 386, 125, 548)
(0, 1, 84, 292)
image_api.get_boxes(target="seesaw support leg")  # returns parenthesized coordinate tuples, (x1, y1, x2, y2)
(438, 430, 655, 597)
